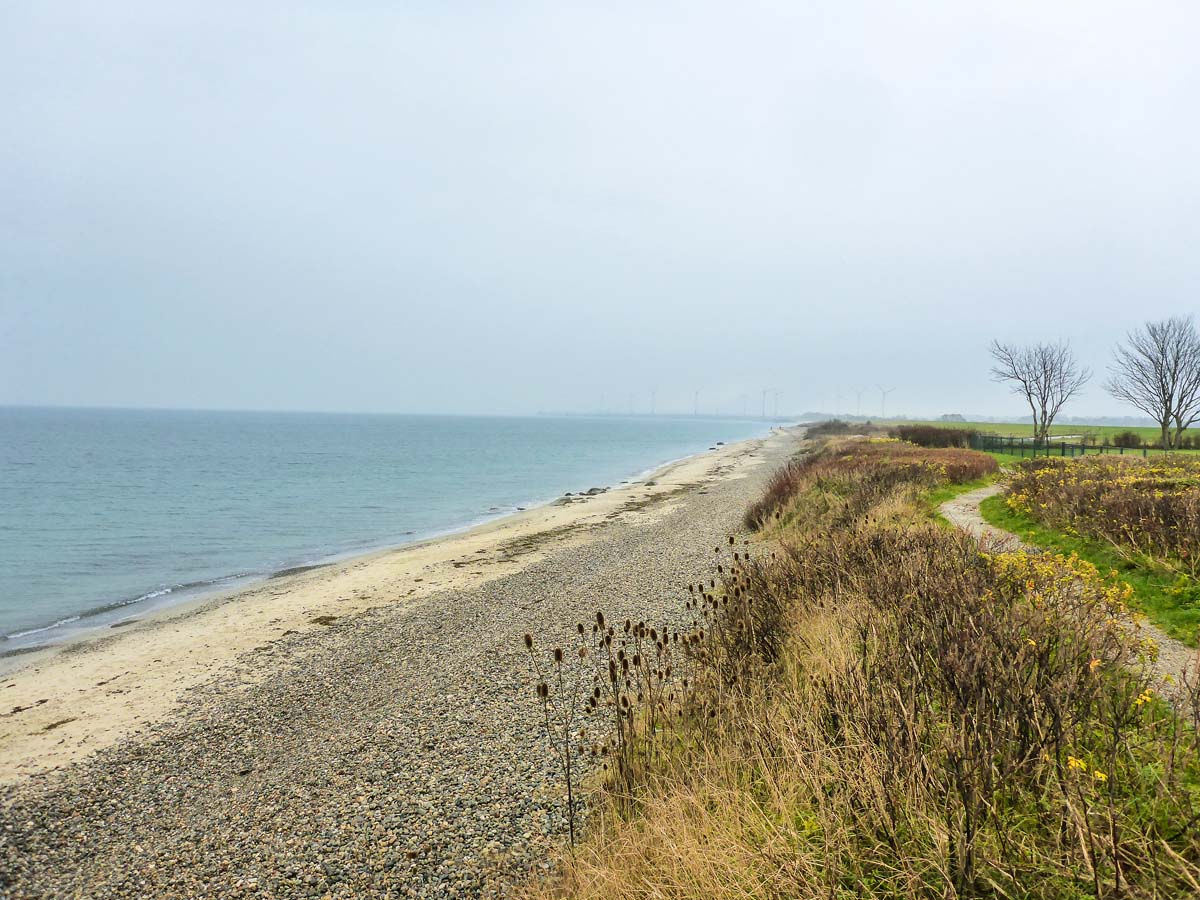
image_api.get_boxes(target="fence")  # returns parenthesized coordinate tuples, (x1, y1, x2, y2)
(970, 432, 1151, 459)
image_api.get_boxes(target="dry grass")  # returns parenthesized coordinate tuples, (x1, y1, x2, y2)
(521, 441, 1200, 899)
(745, 439, 997, 530)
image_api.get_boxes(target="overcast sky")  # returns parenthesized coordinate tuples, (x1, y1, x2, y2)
(2, 2, 1198, 419)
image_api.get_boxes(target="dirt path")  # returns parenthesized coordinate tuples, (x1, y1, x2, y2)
(940, 483, 1196, 692)
(939, 484, 1024, 550)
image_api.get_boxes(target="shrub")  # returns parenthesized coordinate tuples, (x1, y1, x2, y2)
(1006, 455, 1200, 577)
(891, 424, 978, 448)
(804, 419, 857, 437)
(1113, 430, 1143, 448)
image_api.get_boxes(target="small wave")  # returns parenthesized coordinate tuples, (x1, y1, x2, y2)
(6, 614, 83, 640)
(2, 572, 254, 644)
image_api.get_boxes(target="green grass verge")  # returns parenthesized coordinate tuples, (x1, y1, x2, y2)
(986, 451, 1031, 467)
(978, 493, 1200, 647)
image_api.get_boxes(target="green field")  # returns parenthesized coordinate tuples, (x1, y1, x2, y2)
(897, 419, 1199, 455)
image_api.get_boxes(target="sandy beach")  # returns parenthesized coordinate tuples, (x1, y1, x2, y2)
(0, 427, 801, 898)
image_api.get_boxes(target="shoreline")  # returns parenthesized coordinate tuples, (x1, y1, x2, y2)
(0, 428, 793, 784)
(1, 429, 770, 660)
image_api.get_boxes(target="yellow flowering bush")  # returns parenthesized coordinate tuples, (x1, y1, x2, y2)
(1006, 456, 1200, 577)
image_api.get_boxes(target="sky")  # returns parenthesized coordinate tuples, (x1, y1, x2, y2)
(2, 1, 1198, 420)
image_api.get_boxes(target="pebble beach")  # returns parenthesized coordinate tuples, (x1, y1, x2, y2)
(0, 429, 800, 898)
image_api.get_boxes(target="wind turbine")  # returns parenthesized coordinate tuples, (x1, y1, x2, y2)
(855, 387, 866, 418)
(877, 385, 897, 419)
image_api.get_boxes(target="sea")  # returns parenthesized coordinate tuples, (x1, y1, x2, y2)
(0, 407, 774, 653)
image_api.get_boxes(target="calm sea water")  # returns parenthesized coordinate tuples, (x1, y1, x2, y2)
(0, 408, 772, 651)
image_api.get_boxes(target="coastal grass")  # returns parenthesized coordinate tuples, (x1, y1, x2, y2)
(521, 439, 1200, 899)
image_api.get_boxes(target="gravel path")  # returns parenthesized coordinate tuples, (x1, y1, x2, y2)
(941, 483, 1197, 692)
(0, 435, 796, 899)
(939, 484, 1024, 550)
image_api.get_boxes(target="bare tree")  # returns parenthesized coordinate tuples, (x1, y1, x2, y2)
(989, 340, 1091, 445)
(1105, 315, 1200, 449)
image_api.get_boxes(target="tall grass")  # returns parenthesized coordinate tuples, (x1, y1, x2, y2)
(745, 441, 997, 530)
(520, 440, 1200, 898)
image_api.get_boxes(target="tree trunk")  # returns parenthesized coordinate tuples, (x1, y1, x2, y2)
(1172, 421, 1188, 449)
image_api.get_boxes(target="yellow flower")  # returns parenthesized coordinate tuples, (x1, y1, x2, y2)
(1088, 658, 1102, 672)
(1093, 770, 1108, 783)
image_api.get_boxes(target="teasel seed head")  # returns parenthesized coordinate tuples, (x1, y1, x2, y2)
(537, 682, 549, 699)
(596, 611, 605, 628)
(554, 647, 563, 664)
(523, 633, 533, 650)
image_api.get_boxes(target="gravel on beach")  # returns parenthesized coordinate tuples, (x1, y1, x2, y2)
(0, 435, 797, 899)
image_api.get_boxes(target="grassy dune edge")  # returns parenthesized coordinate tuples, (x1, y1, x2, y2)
(522, 439, 1200, 900)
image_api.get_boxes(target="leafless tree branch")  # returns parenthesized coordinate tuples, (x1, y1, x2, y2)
(1105, 316, 1200, 449)
(989, 340, 1090, 444)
